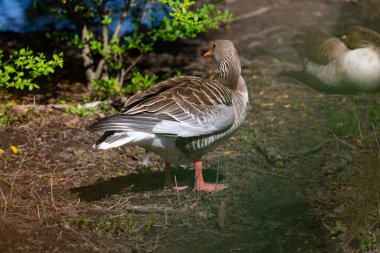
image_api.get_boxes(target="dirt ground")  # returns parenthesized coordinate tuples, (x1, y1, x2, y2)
(1, 0, 380, 252)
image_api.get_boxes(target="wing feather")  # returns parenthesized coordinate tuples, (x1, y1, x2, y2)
(89, 76, 236, 137)
(293, 28, 348, 65)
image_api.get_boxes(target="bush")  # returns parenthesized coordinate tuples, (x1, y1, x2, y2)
(0, 48, 63, 90)
(44, 0, 233, 96)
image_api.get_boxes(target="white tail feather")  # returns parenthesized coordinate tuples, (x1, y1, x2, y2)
(94, 132, 153, 150)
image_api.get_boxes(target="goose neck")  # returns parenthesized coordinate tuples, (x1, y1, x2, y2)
(218, 56, 241, 90)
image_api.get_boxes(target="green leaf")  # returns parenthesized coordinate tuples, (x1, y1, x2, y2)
(101, 17, 112, 25)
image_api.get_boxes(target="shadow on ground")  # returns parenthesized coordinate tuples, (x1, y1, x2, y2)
(71, 167, 225, 201)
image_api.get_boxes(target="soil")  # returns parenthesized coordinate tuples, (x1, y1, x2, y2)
(1, 0, 380, 252)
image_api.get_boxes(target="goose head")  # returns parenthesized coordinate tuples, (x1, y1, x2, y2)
(204, 40, 241, 89)
(341, 25, 380, 49)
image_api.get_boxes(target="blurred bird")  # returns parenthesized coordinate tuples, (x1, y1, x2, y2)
(291, 25, 380, 94)
(89, 40, 248, 192)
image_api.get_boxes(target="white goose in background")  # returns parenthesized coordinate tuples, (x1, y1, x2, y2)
(89, 40, 248, 192)
(293, 25, 380, 94)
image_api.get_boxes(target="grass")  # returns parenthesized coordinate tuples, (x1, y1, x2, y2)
(75, 213, 90, 230)
(65, 105, 98, 117)
(328, 220, 347, 236)
(370, 105, 380, 129)
(325, 156, 380, 252)
(0, 104, 19, 128)
(328, 108, 358, 137)
(358, 234, 378, 252)
(65, 101, 116, 117)
(70, 210, 157, 240)
(324, 98, 380, 153)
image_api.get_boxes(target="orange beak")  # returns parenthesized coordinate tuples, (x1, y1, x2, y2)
(203, 50, 213, 57)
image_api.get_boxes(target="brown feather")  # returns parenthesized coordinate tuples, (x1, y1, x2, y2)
(342, 25, 380, 50)
(293, 28, 347, 65)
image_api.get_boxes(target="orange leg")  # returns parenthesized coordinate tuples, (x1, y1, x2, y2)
(194, 160, 228, 192)
(164, 162, 188, 191)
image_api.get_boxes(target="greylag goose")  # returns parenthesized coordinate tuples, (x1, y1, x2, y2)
(89, 40, 248, 192)
(293, 25, 380, 94)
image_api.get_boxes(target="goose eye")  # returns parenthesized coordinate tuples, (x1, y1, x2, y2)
(212, 43, 217, 51)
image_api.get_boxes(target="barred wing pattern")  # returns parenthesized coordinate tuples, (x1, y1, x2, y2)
(293, 29, 348, 65)
(89, 76, 237, 144)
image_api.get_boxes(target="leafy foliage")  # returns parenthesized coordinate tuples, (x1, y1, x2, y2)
(64, 100, 115, 117)
(0, 103, 38, 128)
(329, 220, 347, 235)
(125, 71, 158, 94)
(71, 210, 157, 239)
(92, 77, 123, 98)
(48, 0, 233, 96)
(65, 104, 98, 117)
(126, 0, 234, 52)
(93, 71, 157, 97)
(0, 104, 17, 127)
(0, 48, 63, 90)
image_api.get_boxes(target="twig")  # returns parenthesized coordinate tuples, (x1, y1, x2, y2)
(290, 137, 355, 158)
(106, 196, 132, 210)
(247, 167, 289, 179)
(238, 6, 273, 20)
(187, 225, 231, 236)
(122, 204, 176, 214)
(149, 234, 160, 252)
(277, 237, 284, 253)
(112, 0, 132, 40)
(233, 26, 283, 43)
(370, 217, 380, 230)
(64, 225, 101, 252)
(207, 152, 255, 158)
(331, 133, 356, 150)
(94, 59, 105, 80)
(34, 192, 48, 226)
(50, 177, 57, 210)
(0, 177, 12, 189)
(95, 2, 109, 50)
(321, 220, 332, 233)
(174, 176, 180, 204)
(217, 200, 226, 229)
(252, 142, 283, 166)
(124, 54, 143, 75)
(215, 153, 221, 191)
(347, 97, 363, 140)
(32, 126, 42, 150)
(9, 154, 27, 201)
(0, 187, 8, 219)
(289, 138, 334, 157)
(164, 209, 168, 226)
(57, 231, 63, 240)
(36, 205, 42, 223)
(12, 101, 109, 112)
(372, 123, 380, 156)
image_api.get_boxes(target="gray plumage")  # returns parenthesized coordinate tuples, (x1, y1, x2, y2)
(89, 40, 248, 164)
